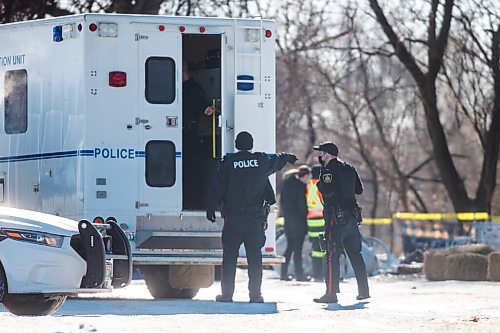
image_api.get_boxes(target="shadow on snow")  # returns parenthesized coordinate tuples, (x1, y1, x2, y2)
(324, 301, 369, 311)
(47, 299, 278, 316)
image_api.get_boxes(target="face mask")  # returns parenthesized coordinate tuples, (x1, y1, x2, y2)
(318, 155, 324, 166)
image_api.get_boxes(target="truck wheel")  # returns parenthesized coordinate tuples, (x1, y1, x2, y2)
(0, 262, 7, 301)
(140, 265, 181, 298)
(2, 294, 66, 316)
(178, 288, 199, 299)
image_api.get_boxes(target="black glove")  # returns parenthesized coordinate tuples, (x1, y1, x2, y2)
(285, 153, 298, 164)
(206, 208, 216, 223)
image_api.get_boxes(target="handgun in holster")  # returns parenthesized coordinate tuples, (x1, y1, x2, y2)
(334, 206, 346, 225)
(353, 205, 363, 225)
(318, 233, 327, 252)
(260, 203, 271, 223)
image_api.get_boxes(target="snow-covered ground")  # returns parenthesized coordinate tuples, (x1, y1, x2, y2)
(1, 268, 499, 333)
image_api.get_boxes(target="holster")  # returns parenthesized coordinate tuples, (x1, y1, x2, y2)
(354, 205, 363, 224)
(318, 233, 327, 252)
(333, 206, 346, 225)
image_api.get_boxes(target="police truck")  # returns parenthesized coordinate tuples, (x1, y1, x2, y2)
(0, 13, 278, 298)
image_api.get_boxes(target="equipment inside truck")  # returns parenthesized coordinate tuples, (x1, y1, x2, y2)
(182, 34, 222, 211)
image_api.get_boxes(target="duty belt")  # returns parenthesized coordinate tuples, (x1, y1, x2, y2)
(225, 204, 263, 213)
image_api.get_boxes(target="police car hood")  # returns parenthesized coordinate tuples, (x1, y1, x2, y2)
(0, 207, 79, 237)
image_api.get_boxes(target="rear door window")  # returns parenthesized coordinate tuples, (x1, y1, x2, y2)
(145, 57, 175, 104)
(145, 140, 176, 187)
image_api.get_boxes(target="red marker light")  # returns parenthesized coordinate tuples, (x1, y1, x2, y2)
(109, 71, 127, 87)
(77, 24, 82, 32)
(265, 247, 274, 253)
(265, 30, 272, 38)
(199, 26, 206, 33)
(179, 26, 185, 32)
(159, 25, 165, 32)
(89, 23, 97, 32)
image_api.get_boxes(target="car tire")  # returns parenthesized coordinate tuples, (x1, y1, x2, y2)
(0, 262, 7, 302)
(140, 265, 181, 298)
(2, 293, 67, 316)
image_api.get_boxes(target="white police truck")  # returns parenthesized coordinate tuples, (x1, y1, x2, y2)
(0, 13, 278, 298)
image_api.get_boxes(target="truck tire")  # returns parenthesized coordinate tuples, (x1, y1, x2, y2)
(140, 265, 181, 298)
(2, 293, 66, 316)
(178, 288, 199, 299)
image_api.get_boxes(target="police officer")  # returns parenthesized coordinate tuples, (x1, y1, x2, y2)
(206, 131, 297, 303)
(312, 142, 369, 303)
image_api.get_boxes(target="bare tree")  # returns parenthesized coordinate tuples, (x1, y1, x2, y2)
(368, 0, 500, 213)
(0, 0, 70, 23)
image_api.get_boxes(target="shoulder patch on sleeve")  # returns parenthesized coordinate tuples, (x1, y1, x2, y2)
(322, 173, 333, 184)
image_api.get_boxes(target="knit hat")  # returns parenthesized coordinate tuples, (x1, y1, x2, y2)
(235, 131, 253, 151)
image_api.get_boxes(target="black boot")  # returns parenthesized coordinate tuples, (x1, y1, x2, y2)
(313, 293, 338, 304)
(296, 275, 312, 282)
(215, 294, 233, 302)
(280, 264, 291, 281)
(249, 295, 264, 303)
(356, 294, 370, 300)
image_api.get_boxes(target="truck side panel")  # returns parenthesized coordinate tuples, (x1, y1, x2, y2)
(0, 20, 85, 215)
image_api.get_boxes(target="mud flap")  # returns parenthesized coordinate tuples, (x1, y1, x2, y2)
(78, 220, 106, 288)
(106, 220, 132, 288)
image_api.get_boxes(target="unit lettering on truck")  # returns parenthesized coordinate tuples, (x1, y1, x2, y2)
(1, 54, 25, 67)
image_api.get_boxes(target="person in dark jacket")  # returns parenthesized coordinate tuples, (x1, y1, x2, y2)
(206, 131, 297, 303)
(280, 165, 311, 281)
(313, 142, 369, 304)
(182, 61, 216, 209)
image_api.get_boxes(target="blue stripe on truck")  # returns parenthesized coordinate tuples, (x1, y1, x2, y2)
(0, 149, 182, 163)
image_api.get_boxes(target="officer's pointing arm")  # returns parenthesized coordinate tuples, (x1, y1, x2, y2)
(264, 153, 297, 176)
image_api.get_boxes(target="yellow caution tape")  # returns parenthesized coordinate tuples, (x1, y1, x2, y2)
(277, 213, 500, 226)
(392, 212, 491, 221)
(362, 218, 393, 225)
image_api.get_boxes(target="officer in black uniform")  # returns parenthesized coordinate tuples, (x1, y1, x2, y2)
(312, 142, 369, 304)
(206, 131, 297, 303)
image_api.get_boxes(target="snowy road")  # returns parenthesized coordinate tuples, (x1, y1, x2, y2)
(1, 269, 499, 333)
